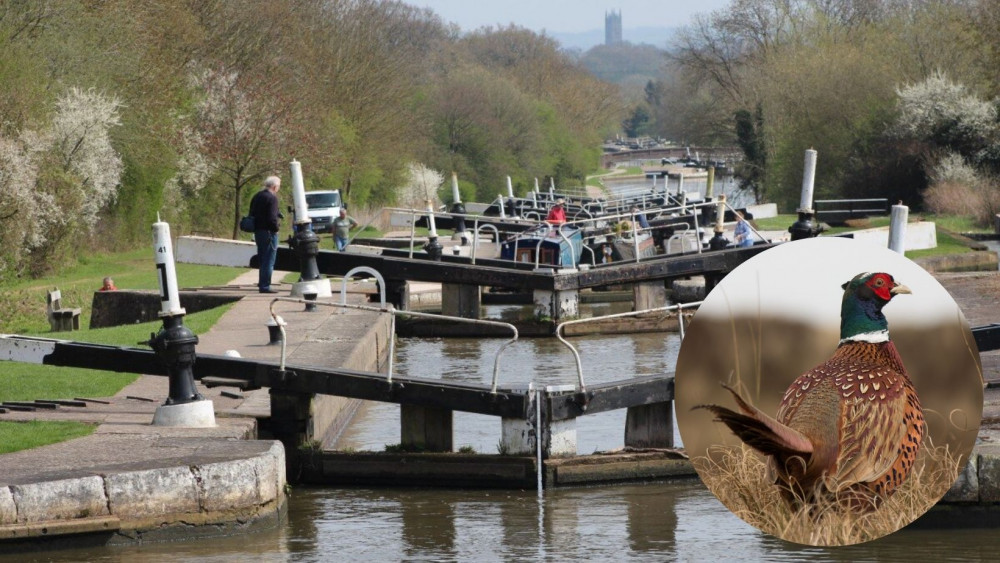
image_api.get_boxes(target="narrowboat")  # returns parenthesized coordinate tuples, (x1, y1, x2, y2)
(500, 224, 584, 267)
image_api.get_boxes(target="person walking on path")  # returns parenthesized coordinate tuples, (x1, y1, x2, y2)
(249, 176, 282, 293)
(332, 208, 359, 251)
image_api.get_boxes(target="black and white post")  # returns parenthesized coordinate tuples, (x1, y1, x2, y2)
(789, 148, 821, 240)
(149, 217, 215, 427)
(708, 194, 730, 250)
(449, 172, 469, 246)
(423, 200, 443, 261)
(289, 159, 332, 303)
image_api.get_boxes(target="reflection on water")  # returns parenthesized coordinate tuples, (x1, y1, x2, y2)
(338, 304, 681, 454)
(12, 481, 1000, 562)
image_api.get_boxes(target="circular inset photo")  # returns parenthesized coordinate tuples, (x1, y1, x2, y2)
(675, 237, 982, 546)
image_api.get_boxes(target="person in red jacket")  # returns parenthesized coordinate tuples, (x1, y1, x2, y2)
(545, 198, 567, 225)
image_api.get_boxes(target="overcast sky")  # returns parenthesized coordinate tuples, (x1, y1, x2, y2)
(405, 0, 732, 34)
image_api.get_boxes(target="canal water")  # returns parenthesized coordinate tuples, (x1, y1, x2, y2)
(339, 303, 680, 454)
(8, 305, 1000, 561)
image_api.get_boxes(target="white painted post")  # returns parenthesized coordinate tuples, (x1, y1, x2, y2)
(451, 172, 461, 204)
(506, 176, 515, 198)
(153, 217, 184, 317)
(290, 160, 309, 225)
(534, 178, 540, 193)
(677, 174, 684, 196)
(706, 166, 715, 199)
(426, 200, 438, 238)
(549, 177, 555, 195)
(888, 203, 909, 254)
(498, 194, 506, 218)
(799, 149, 817, 213)
(715, 195, 726, 234)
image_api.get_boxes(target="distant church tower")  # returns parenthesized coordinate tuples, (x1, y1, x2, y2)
(605, 10, 622, 46)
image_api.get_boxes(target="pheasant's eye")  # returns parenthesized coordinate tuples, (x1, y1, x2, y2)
(874, 278, 885, 287)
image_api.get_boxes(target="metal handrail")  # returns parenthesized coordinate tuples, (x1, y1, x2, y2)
(554, 301, 702, 392)
(471, 222, 500, 264)
(267, 290, 519, 391)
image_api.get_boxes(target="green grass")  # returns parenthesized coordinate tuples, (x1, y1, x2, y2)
(0, 421, 97, 454)
(750, 213, 979, 258)
(0, 248, 242, 454)
(1, 304, 233, 403)
(0, 248, 245, 334)
(905, 230, 971, 259)
(923, 214, 992, 234)
(751, 214, 796, 231)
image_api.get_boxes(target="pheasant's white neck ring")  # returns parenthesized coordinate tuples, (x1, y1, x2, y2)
(839, 329, 889, 345)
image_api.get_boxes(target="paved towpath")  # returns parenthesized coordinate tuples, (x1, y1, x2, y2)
(0, 266, 379, 540)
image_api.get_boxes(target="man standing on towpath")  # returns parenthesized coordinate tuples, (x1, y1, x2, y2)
(249, 175, 282, 293)
(332, 208, 359, 251)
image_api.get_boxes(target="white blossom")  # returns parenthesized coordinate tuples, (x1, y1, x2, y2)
(894, 71, 997, 141)
(397, 162, 444, 209)
(0, 132, 48, 250)
(50, 87, 124, 229)
(930, 152, 979, 186)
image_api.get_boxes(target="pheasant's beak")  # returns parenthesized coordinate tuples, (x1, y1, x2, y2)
(890, 283, 911, 296)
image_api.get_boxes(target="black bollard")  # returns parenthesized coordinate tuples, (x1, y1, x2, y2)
(424, 236, 443, 261)
(293, 223, 322, 282)
(147, 314, 203, 405)
(708, 231, 730, 251)
(303, 292, 318, 312)
(451, 200, 468, 245)
(788, 210, 822, 241)
(266, 316, 285, 344)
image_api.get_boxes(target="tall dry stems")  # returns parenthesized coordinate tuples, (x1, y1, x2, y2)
(694, 438, 963, 546)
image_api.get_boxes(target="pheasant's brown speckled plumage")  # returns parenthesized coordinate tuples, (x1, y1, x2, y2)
(697, 272, 925, 510)
(773, 340, 925, 507)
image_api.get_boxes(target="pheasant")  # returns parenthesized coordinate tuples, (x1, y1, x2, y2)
(697, 272, 925, 510)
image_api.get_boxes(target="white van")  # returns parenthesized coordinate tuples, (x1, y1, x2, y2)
(304, 190, 343, 234)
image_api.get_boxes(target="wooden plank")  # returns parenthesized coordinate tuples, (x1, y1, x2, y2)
(548, 375, 674, 420)
(0, 337, 529, 418)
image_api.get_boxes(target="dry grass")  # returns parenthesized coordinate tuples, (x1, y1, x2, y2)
(694, 439, 963, 546)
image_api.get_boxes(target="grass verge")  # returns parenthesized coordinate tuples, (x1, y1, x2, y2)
(750, 213, 985, 260)
(0, 421, 97, 454)
(1, 304, 232, 403)
(0, 248, 245, 334)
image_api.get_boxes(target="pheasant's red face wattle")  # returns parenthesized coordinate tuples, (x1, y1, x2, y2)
(865, 273, 896, 301)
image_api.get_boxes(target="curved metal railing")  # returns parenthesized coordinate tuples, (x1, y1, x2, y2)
(554, 301, 702, 392)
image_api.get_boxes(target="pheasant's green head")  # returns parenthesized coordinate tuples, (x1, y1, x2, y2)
(839, 272, 911, 343)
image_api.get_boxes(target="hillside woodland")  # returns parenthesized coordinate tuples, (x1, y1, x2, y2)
(2, 0, 1000, 283)
(0, 0, 621, 280)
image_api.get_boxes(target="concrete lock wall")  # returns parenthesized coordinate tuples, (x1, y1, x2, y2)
(0, 441, 285, 542)
(310, 313, 393, 448)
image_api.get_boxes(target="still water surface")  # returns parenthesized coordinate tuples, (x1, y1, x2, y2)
(340, 303, 679, 454)
(11, 482, 998, 562)
(7, 305, 997, 561)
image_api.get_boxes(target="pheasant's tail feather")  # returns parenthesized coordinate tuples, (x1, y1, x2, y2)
(695, 403, 814, 459)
